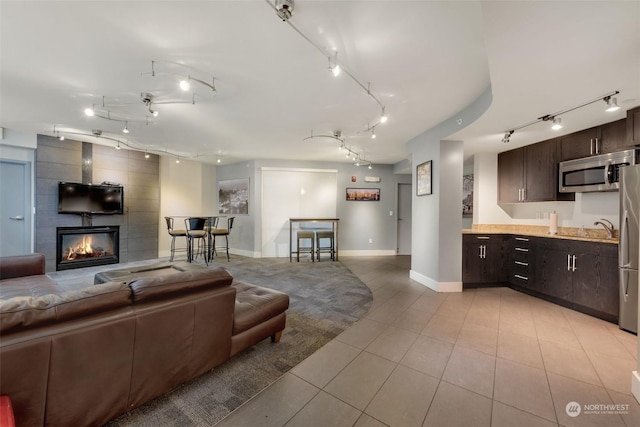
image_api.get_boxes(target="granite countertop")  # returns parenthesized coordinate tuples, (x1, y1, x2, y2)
(463, 224, 618, 245)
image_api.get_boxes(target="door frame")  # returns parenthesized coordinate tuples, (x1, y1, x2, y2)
(0, 159, 33, 255)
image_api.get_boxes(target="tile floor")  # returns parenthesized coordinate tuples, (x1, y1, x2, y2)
(216, 256, 640, 427)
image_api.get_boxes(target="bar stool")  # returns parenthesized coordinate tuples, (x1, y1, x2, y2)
(185, 217, 208, 265)
(210, 217, 234, 262)
(164, 217, 187, 261)
(316, 230, 335, 261)
(296, 231, 315, 262)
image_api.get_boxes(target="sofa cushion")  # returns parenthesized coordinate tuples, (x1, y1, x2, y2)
(0, 281, 131, 333)
(129, 268, 233, 303)
(0, 275, 60, 300)
(232, 282, 289, 335)
(0, 253, 45, 280)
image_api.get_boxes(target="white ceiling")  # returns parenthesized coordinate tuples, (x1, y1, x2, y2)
(1, 1, 638, 167)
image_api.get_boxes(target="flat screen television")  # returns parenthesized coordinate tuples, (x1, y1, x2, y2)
(58, 182, 124, 215)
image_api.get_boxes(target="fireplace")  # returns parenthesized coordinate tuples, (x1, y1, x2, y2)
(56, 226, 120, 271)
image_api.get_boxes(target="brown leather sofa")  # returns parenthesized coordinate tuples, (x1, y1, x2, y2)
(0, 254, 289, 427)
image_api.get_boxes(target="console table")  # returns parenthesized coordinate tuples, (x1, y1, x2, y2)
(289, 218, 340, 262)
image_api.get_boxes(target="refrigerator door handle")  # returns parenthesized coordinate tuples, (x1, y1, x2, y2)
(621, 210, 632, 268)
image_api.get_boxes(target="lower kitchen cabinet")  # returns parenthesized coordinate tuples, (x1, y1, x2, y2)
(462, 234, 509, 286)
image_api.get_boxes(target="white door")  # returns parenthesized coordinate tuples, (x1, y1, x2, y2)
(0, 160, 31, 256)
(397, 183, 412, 255)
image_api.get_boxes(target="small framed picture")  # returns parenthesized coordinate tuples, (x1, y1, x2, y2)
(346, 188, 380, 201)
(416, 160, 432, 196)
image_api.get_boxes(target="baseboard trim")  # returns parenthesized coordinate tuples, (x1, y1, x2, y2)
(409, 270, 462, 293)
(339, 250, 397, 257)
(632, 371, 640, 403)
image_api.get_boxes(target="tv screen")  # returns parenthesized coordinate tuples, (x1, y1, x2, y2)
(58, 182, 124, 214)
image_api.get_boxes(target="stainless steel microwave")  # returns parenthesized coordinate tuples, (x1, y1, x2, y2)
(559, 149, 639, 193)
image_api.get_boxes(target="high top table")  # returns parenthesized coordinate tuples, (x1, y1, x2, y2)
(289, 218, 339, 262)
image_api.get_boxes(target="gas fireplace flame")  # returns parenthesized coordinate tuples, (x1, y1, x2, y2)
(65, 235, 95, 260)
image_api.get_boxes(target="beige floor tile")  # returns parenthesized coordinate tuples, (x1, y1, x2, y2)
(494, 358, 556, 422)
(442, 345, 495, 398)
(586, 350, 637, 395)
(497, 329, 544, 370)
(335, 318, 387, 349)
(606, 389, 640, 427)
(284, 391, 361, 427)
(464, 307, 500, 329)
(324, 351, 396, 411)
(400, 334, 454, 379)
(539, 340, 602, 387)
(216, 373, 319, 427)
(353, 413, 388, 427)
(365, 365, 439, 427)
(499, 316, 538, 338)
(290, 339, 361, 388)
(456, 323, 499, 356)
(409, 293, 446, 313)
(547, 372, 625, 427)
(365, 325, 418, 362)
(422, 381, 492, 427)
(534, 319, 581, 349)
(491, 401, 559, 427)
(385, 291, 422, 310)
(421, 313, 464, 344)
(365, 301, 408, 324)
(576, 329, 636, 361)
(392, 307, 436, 334)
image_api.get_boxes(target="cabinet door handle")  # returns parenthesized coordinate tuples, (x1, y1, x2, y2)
(515, 237, 529, 242)
(482, 245, 487, 259)
(476, 236, 490, 240)
(590, 139, 594, 155)
(479, 245, 483, 259)
(515, 261, 528, 266)
(518, 189, 521, 201)
(572, 254, 577, 272)
(514, 274, 528, 280)
(595, 138, 599, 154)
(567, 254, 571, 271)
(515, 247, 528, 252)
(522, 188, 526, 201)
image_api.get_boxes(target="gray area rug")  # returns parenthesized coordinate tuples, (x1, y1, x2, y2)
(51, 256, 372, 426)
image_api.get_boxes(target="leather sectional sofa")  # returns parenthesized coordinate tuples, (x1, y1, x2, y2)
(0, 254, 289, 427)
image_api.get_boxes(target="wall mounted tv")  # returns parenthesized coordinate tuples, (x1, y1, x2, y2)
(58, 182, 124, 215)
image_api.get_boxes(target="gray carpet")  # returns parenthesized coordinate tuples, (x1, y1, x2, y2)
(50, 256, 373, 426)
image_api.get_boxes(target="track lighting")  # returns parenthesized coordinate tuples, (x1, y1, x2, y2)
(149, 107, 158, 117)
(144, 151, 150, 159)
(551, 117, 562, 131)
(84, 107, 95, 117)
(179, 78, 191, 91)
(122, 121, 129, 134)
(502, 130, 514, 144)
(368, 163, 372, 170)
(59, 135, 64, 141)
(176, 157, 180, 163)
(371, 129, 376, 139)
(217, 158, 221, 164)
(115, 142, 121, 150)
(604, 96, 620, 112)
(328, 52, 340, 77)
(380, 107, 388, 124)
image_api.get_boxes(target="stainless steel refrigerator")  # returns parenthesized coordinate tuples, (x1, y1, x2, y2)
(619, 164, 640, 333)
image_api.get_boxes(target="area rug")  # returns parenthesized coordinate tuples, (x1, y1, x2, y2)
(52, 257, 372, 426)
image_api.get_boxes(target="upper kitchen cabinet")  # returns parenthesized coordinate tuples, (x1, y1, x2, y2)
(498, 138, 573, 203)
(560, 119, 629, 161)
(627, 106, 640, 146)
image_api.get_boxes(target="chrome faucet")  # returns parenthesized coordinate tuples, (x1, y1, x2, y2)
(593, 218, 615, 238)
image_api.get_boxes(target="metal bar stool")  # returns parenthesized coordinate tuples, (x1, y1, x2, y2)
(210, 217, 234, 262)
(315, 230, 335, 261)
(164, 217, 187, 261)
(296, 231, 315, 262)
(184, 217, 208, 265)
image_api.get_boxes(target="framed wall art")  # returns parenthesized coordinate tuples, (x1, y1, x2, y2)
(416, 160, 432, 196)
(346, 188, 380, 201)
(463, 173, 473, 216)
(218, 177, 249, 214)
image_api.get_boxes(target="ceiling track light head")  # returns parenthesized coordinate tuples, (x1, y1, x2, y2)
(604, 95, 620, 112)
(275, 0, 294, 21)
(551, 117, 562, 130)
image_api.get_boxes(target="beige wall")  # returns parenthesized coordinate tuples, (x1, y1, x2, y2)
(158, 157, 217, 258)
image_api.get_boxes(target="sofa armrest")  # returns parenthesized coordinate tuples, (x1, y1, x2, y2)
(0, 254, 46, 280)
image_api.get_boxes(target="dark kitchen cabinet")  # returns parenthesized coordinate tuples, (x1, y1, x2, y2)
(627, 106, 640, 146)
(560, 119, 629, 161)
(559, 127, 599, 161)
(498, 138, 571, 203)
(509, 236, 537, 290)
(462, 234, 509, 285)
(573, 242, 618, 318)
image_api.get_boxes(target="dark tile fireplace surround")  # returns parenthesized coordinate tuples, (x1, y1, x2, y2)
(35, 137, 160, 272)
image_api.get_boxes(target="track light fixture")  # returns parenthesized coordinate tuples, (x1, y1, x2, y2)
(328, 52, 341, 77)
(84, 107, 95, 117)
(500, 90, 619, 143)
(144, 151, 150, 159)
(179, 78, 191, 91)
(502, 130, 514, 144)
(115, 142, 121, 150)
(604, 95, 620, 112)
(380, 107, 388, 124)
(122, 121, 129, 134)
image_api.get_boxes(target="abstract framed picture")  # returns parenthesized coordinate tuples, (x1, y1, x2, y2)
(463, 173, 474, 216)
(218, 177, 249, 214)
(346, 188, 380, 201)
(416, 160, 432, 196)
